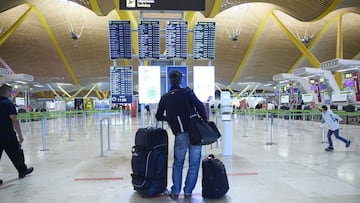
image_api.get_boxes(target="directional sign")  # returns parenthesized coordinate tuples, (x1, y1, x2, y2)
(0, 68, 11, 76)
(120, 0, 205, 11)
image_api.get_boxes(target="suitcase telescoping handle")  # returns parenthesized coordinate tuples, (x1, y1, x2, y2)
(155, 121, 164, 129)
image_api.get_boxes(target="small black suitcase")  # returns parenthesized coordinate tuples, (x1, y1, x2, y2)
(131, 127, 168, 196)
(202, 154, 229, 199)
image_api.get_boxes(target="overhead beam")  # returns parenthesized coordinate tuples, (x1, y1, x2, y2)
(89, 0, 104, 16)
(336, 14, 344, 59)
(0, 6, 32, 46)
(272, 12, 320, 68)
(56, 83, 71, 97)
(237, 84, 251, 97)
(230, 11, 274, 86)
(70, 87, 85, 99)
(84, 83, 98, 98)
(226, 87, 235, 94)
(95, 90, 102, 99)
(206, 0, 222, 18)
(249, 83, 260, 95)
(47, 84, 62, 99)
(103, 90, 109, 99)
(335, 14, 344, 90)
(312, 0, 341, 21)
(30, 4, 80, 85)
(353, 52, 360, 60)
(215, 83, 222, 91)
(288, 14, 342, 73)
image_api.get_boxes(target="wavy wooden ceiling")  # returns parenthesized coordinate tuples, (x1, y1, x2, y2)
(0, 0, 360, 93)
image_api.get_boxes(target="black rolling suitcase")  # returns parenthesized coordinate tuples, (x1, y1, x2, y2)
(202, 154, 229, 199)
(131, 127, 168, 196)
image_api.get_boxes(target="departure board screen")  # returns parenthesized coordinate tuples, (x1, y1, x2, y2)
(193, 22, 216, 60)
(110, 66, 133, 104)
(108, 21, 132, 60)
(138, 21, 160, 59)
(166, 21, 188, 59)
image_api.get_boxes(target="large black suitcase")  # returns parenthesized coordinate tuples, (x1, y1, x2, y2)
(202, 154, 229, 199)
(131, 127, 168, 196)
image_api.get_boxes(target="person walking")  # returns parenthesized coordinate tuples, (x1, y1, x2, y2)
(0, 84, 33, 184)
(155, 70, 207, 199)
(319, 105, 351, 151)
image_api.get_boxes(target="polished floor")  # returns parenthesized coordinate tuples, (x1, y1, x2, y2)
(1, 111, 360, 203)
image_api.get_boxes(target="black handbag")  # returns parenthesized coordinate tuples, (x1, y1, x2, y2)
(188, 117, 221, 145)
(184, 89, 221, 145)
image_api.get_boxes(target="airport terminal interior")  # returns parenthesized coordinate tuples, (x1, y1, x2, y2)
(1, 0, 360, 202)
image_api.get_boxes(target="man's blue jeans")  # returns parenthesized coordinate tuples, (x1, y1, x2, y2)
(171, 132, 202, 195)
(327, 129, 347, 147)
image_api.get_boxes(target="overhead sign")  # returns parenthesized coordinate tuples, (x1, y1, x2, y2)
(120, 0, 205, 11)
(193, 22, 216, 60)
(110, 66, 133, 104)
(0, 68, 11, 76)
(138, 21, 160, 60)
(108, 21, 132, 59)
(138, 66, 161, 104)
(166, 21, 188, 59)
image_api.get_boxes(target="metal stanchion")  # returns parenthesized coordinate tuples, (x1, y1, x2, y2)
(83, 112, 88, 136)
(100, 118, 110, 157)
(302, 112, 305, 130)
(311, 112, 314, 126)
(288, 111, 293, 136)
(265, 114, 276, 145)
(265, 112, 269, 131)
(67, 115, 73, 141)
(243, 111, 247, 137)
(40, 114, 50, 151)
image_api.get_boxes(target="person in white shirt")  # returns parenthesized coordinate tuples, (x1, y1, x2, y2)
(319, 105, 351, 151)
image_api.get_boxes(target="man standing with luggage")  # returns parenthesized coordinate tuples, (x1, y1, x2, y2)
(156, 70, 207, 199)
(319, 105, 351, 151)
(0, 84, 33, 185)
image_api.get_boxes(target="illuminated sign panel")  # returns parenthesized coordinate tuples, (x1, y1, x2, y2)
(138, 66, 161, 104)
(193, 66, 215, 102)
(120, 0, 205, 11)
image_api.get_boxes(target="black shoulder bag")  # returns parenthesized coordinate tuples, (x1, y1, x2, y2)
(184, 88, 221, 145)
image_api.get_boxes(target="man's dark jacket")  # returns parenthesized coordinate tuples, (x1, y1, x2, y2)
(156, 86, 207, 135)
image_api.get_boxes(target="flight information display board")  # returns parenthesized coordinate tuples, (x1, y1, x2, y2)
(166, 21, 188, 59)
(138, 21, 160, 59)
(193, 22, 216, 60)
(110, 66, 133, 104)
(108, 21, 132, 60)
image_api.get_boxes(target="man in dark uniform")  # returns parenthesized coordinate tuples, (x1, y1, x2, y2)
(0, 84, 33, 185)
